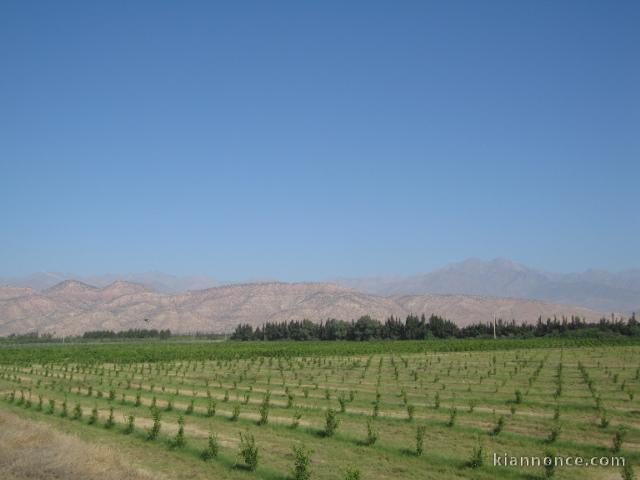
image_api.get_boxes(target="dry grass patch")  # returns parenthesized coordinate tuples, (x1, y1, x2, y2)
(0, 409, 157, 480)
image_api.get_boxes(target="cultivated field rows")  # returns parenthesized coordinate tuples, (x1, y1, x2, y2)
(1, 345, 639, 479)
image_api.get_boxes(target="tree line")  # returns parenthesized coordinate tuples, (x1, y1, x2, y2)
(82, 328, 172, 339)
(231, 313, 639, 341)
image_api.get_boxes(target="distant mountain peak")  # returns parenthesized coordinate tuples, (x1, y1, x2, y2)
(44, 279, 97, 294)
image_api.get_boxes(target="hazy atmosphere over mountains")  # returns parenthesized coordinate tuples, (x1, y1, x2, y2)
(1, 258, 637, 336)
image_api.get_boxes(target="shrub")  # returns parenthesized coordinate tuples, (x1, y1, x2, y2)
(238, 432, 259, 471)
(46, 399, 55, 415)
(344, 467, 361, 480)
(231, 404, 241, 421)
(338, 395, 347, 413)
(207, 398, 216, 417)
(612, 426, 626, 453)
(599, 411, 610, 428)
(621, 463, 635, 480)
(172, 415, 186, 448)
(88, 404, 98, 425)
(292, 444, 312, 480)
(416, 425, 426, 456)
(291, 410, 302, 429)
(546, 424, 561, 443)
(468, 442, 484, 468)
(324, 408, 340, 437)
(201, 431, 219, 460)
(447, 407, 457, 427)
(147, 408, 161, 440)
(186, 399, 194, 415)
(406, 404, 415, 422)
(124, 414, 135, 434)
(365, 418, 378, 446)
(259, 397, 270, 425)
(104, 406, 115, 429)
(514, 389, 522, 404)
(491, 416, 505, 436)
(72, 402, 82, 420)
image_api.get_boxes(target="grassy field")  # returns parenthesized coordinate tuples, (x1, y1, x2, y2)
(1, 339, 639, 480)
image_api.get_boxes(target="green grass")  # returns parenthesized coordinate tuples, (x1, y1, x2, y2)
(1, 339, 639, 479)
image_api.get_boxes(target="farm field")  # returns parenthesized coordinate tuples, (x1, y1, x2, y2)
(1, 339, 639, 480)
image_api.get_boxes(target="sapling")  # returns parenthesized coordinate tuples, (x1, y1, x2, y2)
(124, 414, 135, 434)
(291, 409, 302, 429)
(621, 463, 635, 480)
(406, 404, 415, 422)
(612, 426, 626, 453)
(447, 407, 457, 427)
(201, 431, 219, 460)
(172, 415, 186, 448)
(258, 396, 270, 425)
(207, 398, 216, 417)
(365, 418, 378, 445)
(416, 425, 426, 456)
(344, 467, 361, 480)
(88, 404, 98, 425)
(547, 424, 561, 443)
(292, 444, 312, 480)
(147, 408, 161, 440)
(231, 403, 241, 421)
(468, 441, 485, 468)
(324, 408, 339, 437)
(600, 411, 610, 428)
(72, 402, 82, 420)
(491, 416, 505, 436)
(238, 432, 258, 471)
(104, 406, 115, 429)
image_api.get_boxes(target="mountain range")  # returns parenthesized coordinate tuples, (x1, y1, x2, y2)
(0, 279, 612, 336)
(0, 258, 637, 336)
(335, 258, 640, 313)
(2, 258, 638, 313)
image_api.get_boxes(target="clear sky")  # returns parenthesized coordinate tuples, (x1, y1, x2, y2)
(1, 1, 638, 280)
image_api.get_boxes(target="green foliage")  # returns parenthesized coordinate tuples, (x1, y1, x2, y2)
(207, 398, 216, 417)
(171, 415, 186, 448)
(201, 431, 219, 461)
(88, 404, 98, 425)
(147, 408, 161, 440)
(104, 406, 115, 429)
(344, 467, 361, 480)
(238, 432, 259, 471)
(468, 442, 484, 468)
(72, 402, 82, 420)
(612, 426, 627, 453)
(124, 414, 135, 434)
(416, 425, 426, 456)
(365, 418, 378, 446)
(292, 444, 312, 480)
(324, 408, 340, 437)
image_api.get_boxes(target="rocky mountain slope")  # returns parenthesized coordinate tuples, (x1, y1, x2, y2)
(0, 280, 610, 336)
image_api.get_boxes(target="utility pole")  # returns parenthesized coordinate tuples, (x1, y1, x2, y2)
(493, 315, 497, 340)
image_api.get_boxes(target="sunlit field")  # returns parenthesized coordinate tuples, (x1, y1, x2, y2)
(1, 339, 639, 480)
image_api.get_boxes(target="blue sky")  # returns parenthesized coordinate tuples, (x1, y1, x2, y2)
(1, 1, 638, 280)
